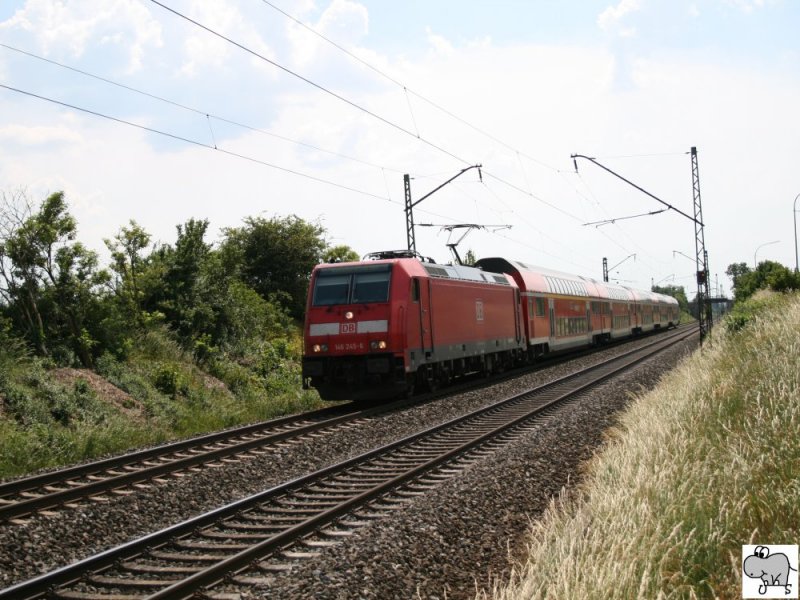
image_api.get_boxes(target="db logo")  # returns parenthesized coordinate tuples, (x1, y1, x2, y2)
(340, 322, 357, 334)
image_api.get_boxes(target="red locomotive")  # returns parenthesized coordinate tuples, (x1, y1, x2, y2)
(302, 251, 679, 400)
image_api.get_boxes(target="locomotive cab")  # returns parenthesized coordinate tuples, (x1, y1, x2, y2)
(302, 260, 406, 400)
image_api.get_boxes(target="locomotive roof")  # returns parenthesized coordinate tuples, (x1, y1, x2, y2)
(313, 257, 515, 287)
(474, 257, 678, 306)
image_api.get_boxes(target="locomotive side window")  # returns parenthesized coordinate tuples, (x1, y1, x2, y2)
(312, 273, 350, 306)
(412, 278, 420, 302)
(352, 271, 391, 303)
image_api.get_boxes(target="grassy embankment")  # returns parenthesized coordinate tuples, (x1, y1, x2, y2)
(490, 291, 800, 599)
(0, 327, 325, 480)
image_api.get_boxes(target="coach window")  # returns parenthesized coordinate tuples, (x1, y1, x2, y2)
(535, 297, 545, 317)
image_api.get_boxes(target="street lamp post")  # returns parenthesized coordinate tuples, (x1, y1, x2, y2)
(793, 193, 799, 273)
(754, 240, 780, 270)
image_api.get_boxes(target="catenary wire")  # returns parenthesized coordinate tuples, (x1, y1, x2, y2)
(149, 0, 469, 167)
(0, 83, 394, 202)
(150, 1, 577, 222)
(0, 42, 407, 175)
(258, 0, 561, 173)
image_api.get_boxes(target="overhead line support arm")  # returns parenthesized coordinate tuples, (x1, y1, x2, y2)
(571, 154, 702, 227)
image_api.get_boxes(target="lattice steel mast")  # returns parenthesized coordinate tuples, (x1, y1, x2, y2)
(691, 147, 712, 343)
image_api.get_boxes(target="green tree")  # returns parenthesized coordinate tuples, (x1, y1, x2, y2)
(651, 284, 689, 314)
(104, 220, 152, 324)
(463, 249, 477, 266)
(221, 215, 326, 318)
(726, 260, 800, 301)
(322, 244, 359, 263)
(156, 219, 214, 341)
(0, 191, 107, 365)
(725, 262, 751, 294)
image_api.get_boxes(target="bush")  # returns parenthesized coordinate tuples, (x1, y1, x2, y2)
(723, 290, 788, 333)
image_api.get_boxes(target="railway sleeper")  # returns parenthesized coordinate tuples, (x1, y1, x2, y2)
(149, 550, 227, 562)
(239, 513, 307, 523)
(224, 521, 291, 532)
(292, 492, 356, 501)
(89, 575, 181, 588)
(120, 562, 203, 574)
(276, 499, 344, 508)
(198, 530, 272, 541)
(53, 591, 145, 600)
(319, 528, 354, 538)
(175, 540, 251, 551)
(280, 550, 322, 559)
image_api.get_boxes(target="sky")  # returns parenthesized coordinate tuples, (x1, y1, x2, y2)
(1, 0, 799, 299)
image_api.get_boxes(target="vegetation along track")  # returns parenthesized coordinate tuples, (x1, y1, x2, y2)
(0, 326, 694, 600)
(0, 326, 689, 523)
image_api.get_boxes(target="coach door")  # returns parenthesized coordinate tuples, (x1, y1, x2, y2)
(414, 278, 434, 359)
(548, 298, 555, 340)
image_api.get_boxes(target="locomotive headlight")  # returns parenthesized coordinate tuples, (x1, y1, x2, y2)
(312, 344, 329, 353)
(370, 340, 387, 350)
(344, 311, 354, 320)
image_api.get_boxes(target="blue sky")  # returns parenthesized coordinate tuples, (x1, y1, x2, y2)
(1, 0, 799, 296)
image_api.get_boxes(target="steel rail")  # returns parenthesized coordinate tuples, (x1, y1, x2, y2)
(152, 328, 695, 599)
(0, 325, 688, 522)
(0, 404, 371, 521)
(0, 326, 694, 600)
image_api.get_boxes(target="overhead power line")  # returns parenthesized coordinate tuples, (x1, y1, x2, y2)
(0, 83, 390, 201)
(150, 1, 574, 220)
(259, 0, 560, 173)
(0, 42, 404, 175)
(0, 82, 473, 227)
(149, 0, 468, 167)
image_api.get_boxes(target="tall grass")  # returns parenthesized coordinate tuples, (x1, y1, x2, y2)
(490, 292, 800, 599)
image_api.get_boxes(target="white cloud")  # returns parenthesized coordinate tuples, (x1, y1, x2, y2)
(1, 6, 798, 294)
(0, 123, 82, 145)
(724, 0, 766, 13)
(317, 0, 369, 43)
(597, 0, 641, 35)
(425, 28, 455, 57)
(0, 0, 163, 73)
(178, 0, 279, 78)
(287, 0, 369, 68)
(178, 0, 242, 76)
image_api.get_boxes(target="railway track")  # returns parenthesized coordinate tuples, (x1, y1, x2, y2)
(0, 325, 691, 523)
(0, 403, 374, 522)
(0, 326, 695, 600)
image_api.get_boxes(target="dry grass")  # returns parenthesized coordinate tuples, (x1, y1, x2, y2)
(488, 293, 800, 600)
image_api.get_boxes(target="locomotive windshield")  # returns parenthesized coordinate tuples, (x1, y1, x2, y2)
(312, 264, 392, 306)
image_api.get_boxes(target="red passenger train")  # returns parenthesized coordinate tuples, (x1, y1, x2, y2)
(301, 251, 679, 401)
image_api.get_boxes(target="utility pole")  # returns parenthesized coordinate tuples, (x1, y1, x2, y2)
(404, 174, 415, 254)
(572, 149, 711, 344)
(691, 147, 712, 344)
(604, 254, 635, 283)
(404, 165, 482, 254)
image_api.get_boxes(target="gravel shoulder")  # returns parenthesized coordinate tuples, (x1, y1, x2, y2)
(0, 332, 696, 592)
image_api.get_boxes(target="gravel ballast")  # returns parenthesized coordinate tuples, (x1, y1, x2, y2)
(0, 332, 696, 595)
